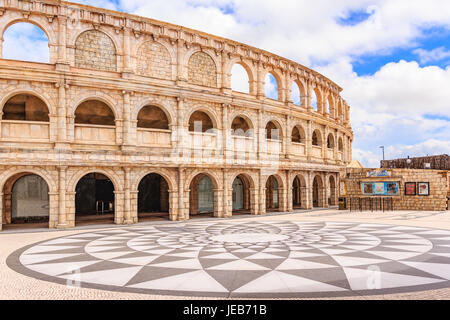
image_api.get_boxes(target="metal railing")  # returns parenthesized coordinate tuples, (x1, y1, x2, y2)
(349, 197, 394, 212)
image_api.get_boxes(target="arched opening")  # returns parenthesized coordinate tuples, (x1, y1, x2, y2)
(292, 175, 307, 209)
(75, 100, 115, 126)
(189, 174, 215, 218)
(312, 88, 320, 111)
(137, 105, 169, 129)
(291, 126, 306, 144)
(232, 175, 252, 215)
(338, 138, 344, 152)
(265, 175, 280, 212)
(2, 22, 49, 63)
(312, 130, 322, 146)
(189, 111, 214, 133)
(2, 94, 49, 122)
(312, 175, 325, 208)
(188, 52, 217, 87)
(265, 72, 279, 101)
(2, 173, 49, 230)
(231, 116, 252, 137)
(138, 173, 170, 221)
(266, 121, 281, 140)
(231, 63, 250, 94)
(327, 133, 335, 149)
(327, 96, 334, 116)
(291, 82, 301, 106)
(328, 175, 337, 206)
(75, 173, 115, 226)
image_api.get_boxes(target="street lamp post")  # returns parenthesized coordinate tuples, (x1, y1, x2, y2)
(379, 146, 385, 161)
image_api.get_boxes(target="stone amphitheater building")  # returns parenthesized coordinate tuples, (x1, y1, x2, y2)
(0, 0, 353, 231)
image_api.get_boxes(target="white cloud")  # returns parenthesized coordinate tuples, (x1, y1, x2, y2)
(413, 47, 450, 64)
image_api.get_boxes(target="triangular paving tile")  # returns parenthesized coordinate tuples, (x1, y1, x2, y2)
(276, 258, 335, 270)
(246, 252, 287, 260)
(401, 261, 450, 280)
(26, 260, 100, 276)
(60, 266, 143, 287)
(111, 256, 160, 266)
(20, 253, 84, 265)
(150, 258, 203, 269)
(207, 259, 270, 271)
(206, 270, 267, 292)
(331, 255, 388, 267)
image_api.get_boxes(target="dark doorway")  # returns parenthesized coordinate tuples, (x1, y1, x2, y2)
(75, 173, 114, 224)
(138, 173, 169, 220)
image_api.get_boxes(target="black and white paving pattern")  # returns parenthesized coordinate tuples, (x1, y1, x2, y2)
(8, 221, 450, 298)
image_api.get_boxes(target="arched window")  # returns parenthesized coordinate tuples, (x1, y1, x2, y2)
(312, 130, 322, 146)
(75, 30, 117, 72)
(75, 100, 115, 126)
(291, 126, 306, 143)
(327, 96, 334, 116)
(2, 94, 49, 122)
(189, 111, 214, 132)
(266, 121, 280, 140)
(231, 64, 250, 93)
(137, 105, 169, 130)
(231, 116, 251, 137)
(265, 73, 279, 100)
(2, 22, 49, 63)
(327, 134, 335, 149)
(291, 82, 301, 106)
(338, 137, 344, 152)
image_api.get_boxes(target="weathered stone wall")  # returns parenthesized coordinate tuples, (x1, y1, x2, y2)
(136, 41, 172, 79)
(344, 168, 448, 211)
(188, 52, 217, 87)
(75, 30, 117, 72)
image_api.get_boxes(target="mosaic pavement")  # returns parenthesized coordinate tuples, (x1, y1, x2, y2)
(7, 221, 450, 298)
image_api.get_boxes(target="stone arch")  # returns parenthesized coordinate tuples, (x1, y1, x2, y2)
(132, 98, 175, 124)
(312, 129, 323, 146)
(0, 167, 57, 194)
(137, 105, 170, 130)
(71, 94, 119, 121)
(136, 173, 171, 220)
(264, 70, 283, 101)
(312, 86, 322, 112)
(231, 115, 254, 137)
(328, 175, 337, 206)
(74, 100, 116, 126)
(265, 174, 285, 212)
(187, 51, 218, 88)
(312, 174, 326, 208)
(187, 171, 221, 218)
(0, 89, 56, 118)
(74, 29, 117, 72)
(327, 133, 335, 149)
(1, 93, 50, 122)
(68, 168, 122, 193)
(291, 79, 306, 106)
(135, 40, 173, 79)
(132, 169, 177, 193)
(265, 119, 283, 140)
(292, 174, 308, 209)
(230, 172, 257, 215)
(187, 108, 218, 132)
(230, 61, 255, 94)
(338, 137, 344, 152)
(291, 125, 306, 143)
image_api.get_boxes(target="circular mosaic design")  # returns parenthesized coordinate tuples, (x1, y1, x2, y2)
(8, 221, 450, 298)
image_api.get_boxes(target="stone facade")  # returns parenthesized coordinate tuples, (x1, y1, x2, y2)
(0, 0, 354, 231)
(343, 168, 448, 211)
(75, 30, 117, 71)
(188, 52, 218, 88)
(136, 41, 172, 79)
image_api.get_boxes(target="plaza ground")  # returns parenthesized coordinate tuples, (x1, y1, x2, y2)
(1, 208, 450, 300)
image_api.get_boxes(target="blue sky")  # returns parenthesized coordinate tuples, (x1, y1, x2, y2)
(3, 0, 450, 167)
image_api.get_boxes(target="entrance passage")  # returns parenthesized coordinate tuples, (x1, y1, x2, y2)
(75, 173, 114, 225)
(2, 174, 49, 229)
(232, 175, 252, 215)
(189, 174, 215, 217)
(313, 175, 324, 208)
(266, 175, 279, 212)
(138, 173, 169, 221)
(293, 176, 302, 209)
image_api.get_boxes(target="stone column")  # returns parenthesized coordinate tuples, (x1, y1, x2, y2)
(221, 50, 231, 95)
(176, 97, 186, 156)
(284, 115, 290, 158)
(306, 171, 313, 209)
(114, 191, 125, 224)
(122, 25, 132, 74)
(178, 167, 186, 220)
(0, 193, 3, 231)
(121, 91, 134, 150)
(57, 166, 68, 229)
(334, 129, 338, 162)
(176, 39, 186, 84)
(222, 104, 230, 163)
(55, 82, 68, 149)
(222, 169, 231, 218)
(287, 170, 293, 212)
(306, 120, 312, 161)
(56, 16, 69, 70)
(124, 167, 132, 224)
(322, 126, 327, 160)
(259, 171, 266, 215)
(256, 60, 264, 99)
